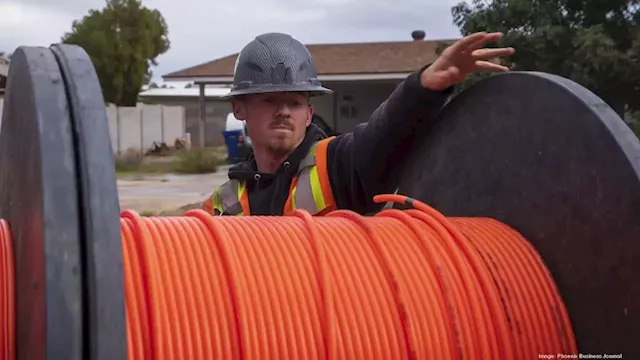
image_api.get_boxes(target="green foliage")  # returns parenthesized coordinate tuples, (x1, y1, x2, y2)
(114, 148, 224, 176)
(61, 0, 170, 106)
(114, 149, 144, 172)
(173, 149, 223, 174)
(629, 112, 640, 138)
(450, 0, 640, 115)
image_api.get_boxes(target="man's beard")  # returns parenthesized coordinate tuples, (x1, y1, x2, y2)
(265, 118, 297, 155)
(266, 136, 297, 157)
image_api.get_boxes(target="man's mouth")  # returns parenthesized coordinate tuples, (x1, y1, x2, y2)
(271, 124, 292, 131)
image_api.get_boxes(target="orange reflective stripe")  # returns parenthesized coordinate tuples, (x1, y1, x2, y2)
(284, 137, 336, 216)
(202, 196, 215, 214)
(314, 137, 336, 212)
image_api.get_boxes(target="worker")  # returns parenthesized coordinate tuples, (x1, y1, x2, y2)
(203, 31, 514, 216)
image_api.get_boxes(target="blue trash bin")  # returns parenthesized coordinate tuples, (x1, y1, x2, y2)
(221, 129, 242, 161)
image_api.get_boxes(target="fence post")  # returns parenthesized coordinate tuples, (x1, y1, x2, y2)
(199, 83, 206, 148)
(139, 106, 144, 155)
(161, 105, 165, 143)
(116, 106, 121, 155)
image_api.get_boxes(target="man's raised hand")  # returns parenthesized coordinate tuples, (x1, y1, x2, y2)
(420, 32, 515, 91)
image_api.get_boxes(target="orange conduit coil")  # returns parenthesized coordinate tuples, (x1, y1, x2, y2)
(0, 194, 577, 359)
(0, 220, 14, 360)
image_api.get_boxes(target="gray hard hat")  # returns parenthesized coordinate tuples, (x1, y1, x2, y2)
(221, 33, 333, 99)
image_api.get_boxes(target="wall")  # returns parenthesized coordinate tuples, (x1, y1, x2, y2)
(310, 92, 335, 128)
(184, 100, 233, 148)
(139, 97, 232, 148)
(0, 81, 399, 145)
(172, 81, 399, 146)
(0, 98, 185, 154)
(106, 103, 185, 154)
(314, 81, 400, 133)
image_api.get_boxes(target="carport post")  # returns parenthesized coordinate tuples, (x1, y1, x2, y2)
(198, 82, 206, 148)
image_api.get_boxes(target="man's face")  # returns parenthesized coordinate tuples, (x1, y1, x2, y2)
(232, 92, 312, 155)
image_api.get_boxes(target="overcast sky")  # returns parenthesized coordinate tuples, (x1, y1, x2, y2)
(0, 0, 463, 83)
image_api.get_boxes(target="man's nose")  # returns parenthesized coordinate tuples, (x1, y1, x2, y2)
(275, 103, 292, 116)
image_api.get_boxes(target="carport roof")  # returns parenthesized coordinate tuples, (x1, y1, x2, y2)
(162, 35, 458, 83)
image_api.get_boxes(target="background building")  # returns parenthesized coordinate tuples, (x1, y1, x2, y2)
(140, 30, 454, 147)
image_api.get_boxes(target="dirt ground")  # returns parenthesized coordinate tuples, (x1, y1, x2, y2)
(117, 165, 231, 215)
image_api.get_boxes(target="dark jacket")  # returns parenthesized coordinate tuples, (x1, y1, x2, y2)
(224, 69, 453, 215)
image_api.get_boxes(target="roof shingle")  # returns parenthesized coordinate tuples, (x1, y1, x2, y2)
(163, 38, 457, 79)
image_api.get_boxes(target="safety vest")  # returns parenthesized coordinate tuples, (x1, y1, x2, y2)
(204, 137, 336, 216)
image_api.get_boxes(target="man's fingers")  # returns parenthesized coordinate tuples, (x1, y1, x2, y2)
(472, 47, 515, 60)
(444, 32, 490, 56)
(464, 32, 504, 53)
(474, 60, 510, 72)
(466, 38, 489, 54)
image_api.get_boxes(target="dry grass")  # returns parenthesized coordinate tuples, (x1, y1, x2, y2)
(115, 146, 227, 177)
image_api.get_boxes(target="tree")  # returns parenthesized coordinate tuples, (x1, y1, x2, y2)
(450, 0, 640, 116)
(628, 112, 640, 137)
(61, 0, 170, 106)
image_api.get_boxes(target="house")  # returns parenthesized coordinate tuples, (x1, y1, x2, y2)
(141, 30, 456, 147)
(0, 60, 9, 120)
(0, 60, 8, 98)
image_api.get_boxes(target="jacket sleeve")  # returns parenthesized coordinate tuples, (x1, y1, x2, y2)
(326, 69, 454, 214)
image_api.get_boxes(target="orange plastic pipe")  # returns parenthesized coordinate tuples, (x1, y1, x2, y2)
(0, 195, 577, 359)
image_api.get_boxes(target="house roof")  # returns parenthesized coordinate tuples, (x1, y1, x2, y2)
(163, 36, 457, 82)
(139, 86, 231, 100)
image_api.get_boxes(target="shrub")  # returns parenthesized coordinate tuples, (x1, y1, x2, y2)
(145, 141, 174, 156)
(114, 149, 143, 172)
(173, 149, 222, 174)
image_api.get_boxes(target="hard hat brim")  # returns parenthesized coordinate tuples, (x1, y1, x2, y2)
(220, 83, 333, 100)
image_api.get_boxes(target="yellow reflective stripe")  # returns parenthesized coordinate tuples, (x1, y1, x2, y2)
(309, 166, 326, 211)
(291, 185, 298, 211)
(213, 188, 223, 213)
(237, 180, 247, 216)
(289, 140, 331, 214)
(238, 180, 246, 198)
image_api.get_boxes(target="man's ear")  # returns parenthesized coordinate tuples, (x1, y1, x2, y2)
(231, 98, 246, 120)
(307, 104, 314, 127)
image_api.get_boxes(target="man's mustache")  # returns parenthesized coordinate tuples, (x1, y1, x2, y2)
(270, 120, 294, 130)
